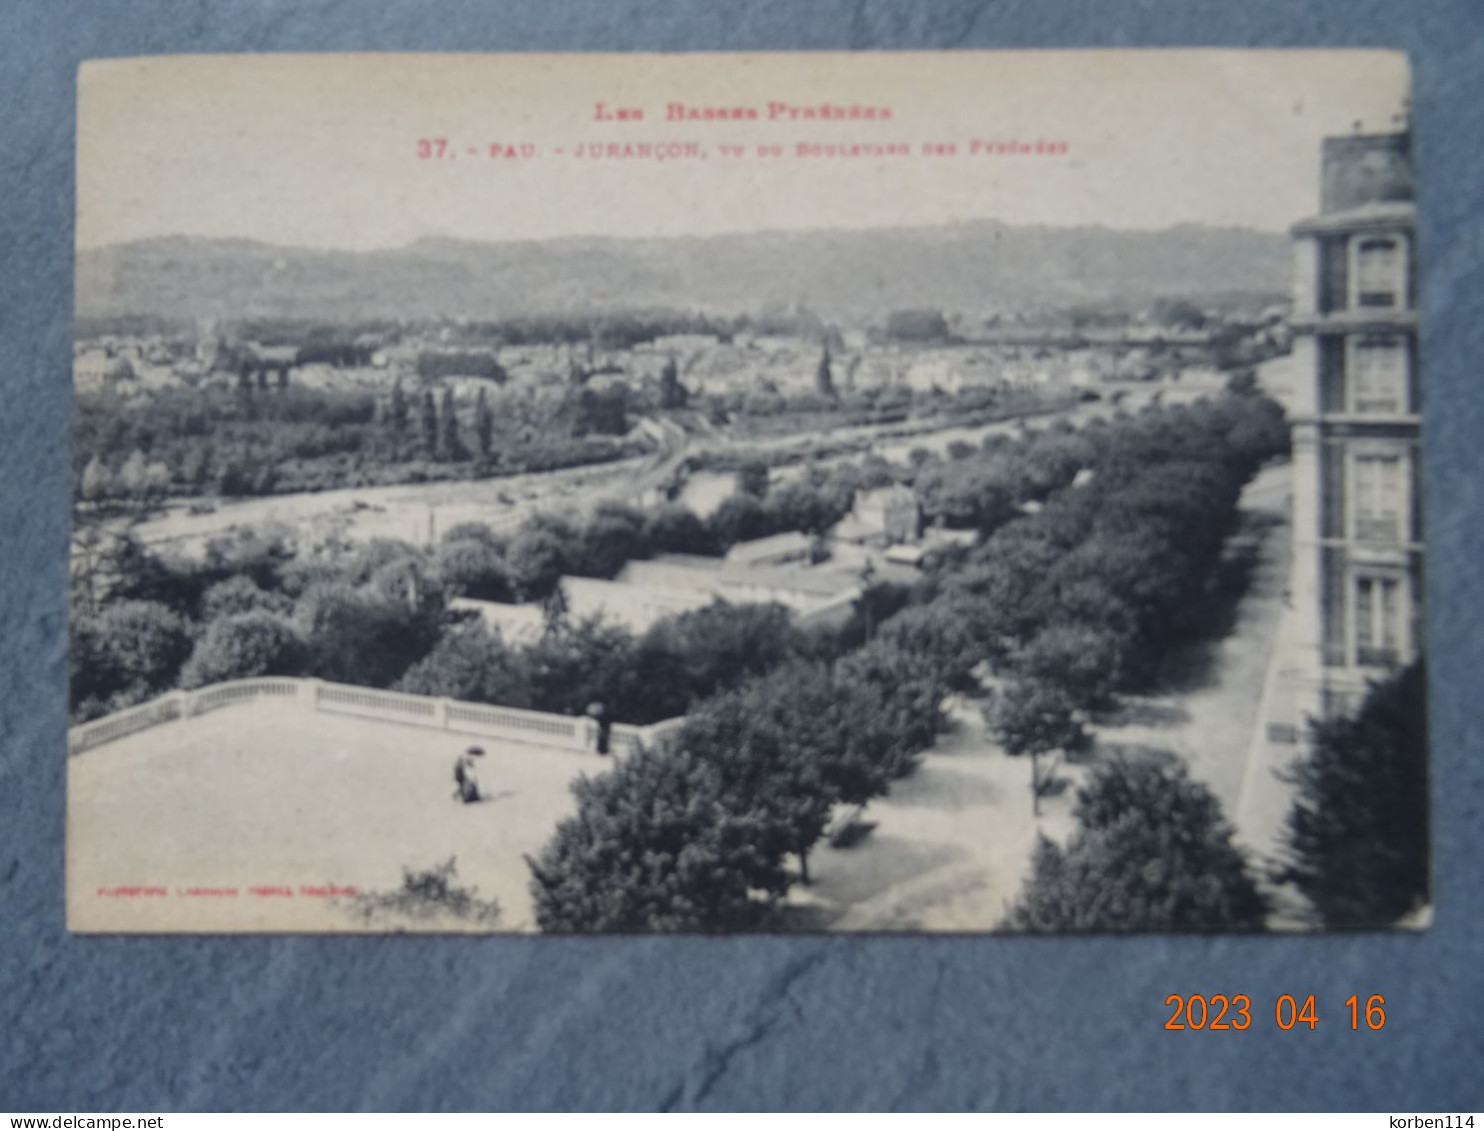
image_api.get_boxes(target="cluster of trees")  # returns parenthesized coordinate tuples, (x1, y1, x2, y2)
(912, 424, 1099, 533)
(706, 467, 862, 548)
(73, 386, 378, 500)
(399, 599, 808, 726)
(70, 408, 923, 721)
(712, 376, 1061, 434)
(929, 392, 1291, 812)
(527, 641, 947, 930)
(67, 506, 831, 726)
(464, 306, 841, 350)
(390, 382, 499, 463)
(524, 390, 1291, 930)
(69, 529, 446, 720)
(78, 451, 172, 508)
(425, 460, 893, 608)
(414, 351, 506, 382)
(72, 379, 635, 502)
(1279, 662, 1429, 928)
(71, 381, 1305, 935)
(291, 341, 377, 368)
(882, 308, 953, 342)
(430, 503, 712, 604)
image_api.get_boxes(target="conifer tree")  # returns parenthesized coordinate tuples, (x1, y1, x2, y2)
(440, 386, 462, 459)
(420, 389, 438, 456)
(815, 344, 835, 398)
(658, 355, 688, 409)
(474, 386, 494, 459)
(388, 379, 409, 436)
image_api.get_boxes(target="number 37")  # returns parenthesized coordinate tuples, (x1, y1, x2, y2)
(1165, 994, 1253, 1030)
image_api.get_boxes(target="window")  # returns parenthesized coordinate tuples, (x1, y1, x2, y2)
(1351, 453, 1404, 544)
(1353, 236, 1404, 308)
(1353, 573, 1402, 667)
(1349, 336, 1408, 413)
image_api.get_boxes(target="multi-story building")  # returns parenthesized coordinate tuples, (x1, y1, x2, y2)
(1286, 129, 1421, 723)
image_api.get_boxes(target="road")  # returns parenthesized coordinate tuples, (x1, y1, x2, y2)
(1091, 461, 1293, 812)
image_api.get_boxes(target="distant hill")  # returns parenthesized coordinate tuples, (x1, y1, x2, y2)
(74, 223, 1290, 324)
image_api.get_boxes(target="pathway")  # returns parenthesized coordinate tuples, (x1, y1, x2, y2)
(789, 460, 1295, 930)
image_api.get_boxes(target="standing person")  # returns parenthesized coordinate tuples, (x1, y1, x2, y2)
(586, 702, 612, 756)
(452, 745, 485, 803)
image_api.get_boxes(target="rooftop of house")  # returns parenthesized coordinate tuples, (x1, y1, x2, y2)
(723, 531, 815, 564)
(449, 597, 546, 643)
(622, 553, 866, 604)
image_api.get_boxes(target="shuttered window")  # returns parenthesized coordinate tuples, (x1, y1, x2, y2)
(1350, 336, 1407, 413)
(1351, 453, 1404, 544)
(1355, 237, 1403, 308)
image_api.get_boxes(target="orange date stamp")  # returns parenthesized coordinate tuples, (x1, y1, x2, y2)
(1164, 993, 1388, 1031)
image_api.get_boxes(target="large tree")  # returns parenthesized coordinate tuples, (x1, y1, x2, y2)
(178, 611, 306, 688)
(395, 622, 533, 707)
(1279, 662, 1429, 928)
(198, 574, 294, 622)
(679, 675, 836, 884)
(570, 503, 647, 579)
(520, 614, 640, 718)
(634, 601, 803, 720)
(1013, 621, 1125, 713)
(503, 522, 573, 601)
(988, 678, 1089, 816)
(293, 580, 443, 689)
(1004, 757, 1268, 932)
(70, 599, 194, 719)
(832, 639, 947, 788)
(432, 536, 510, 602)
(527, 745, 785, 932)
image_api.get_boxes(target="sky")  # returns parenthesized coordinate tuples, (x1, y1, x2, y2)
(76, 51, 1411, 251)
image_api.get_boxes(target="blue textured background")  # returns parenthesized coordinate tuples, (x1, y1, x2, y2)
(3, 0, 1481, 1112)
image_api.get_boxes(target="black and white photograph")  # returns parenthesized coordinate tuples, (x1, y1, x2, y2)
(66, 50, 1428, 934)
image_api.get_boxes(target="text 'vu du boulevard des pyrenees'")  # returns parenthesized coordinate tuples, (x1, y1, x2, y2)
(417, 98, 1071, 162)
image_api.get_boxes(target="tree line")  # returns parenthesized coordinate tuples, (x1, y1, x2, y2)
(524, 387, 1292, 931)
(72, 378, 634, 504)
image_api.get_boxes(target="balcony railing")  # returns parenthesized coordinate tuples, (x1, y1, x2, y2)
(1355, 645, 1400, 668)
(68, 676, 685, 759)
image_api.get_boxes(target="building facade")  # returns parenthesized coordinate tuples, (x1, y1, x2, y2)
(1286, 130, 1422, 722)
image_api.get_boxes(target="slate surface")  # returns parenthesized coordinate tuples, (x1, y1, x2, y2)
(2, 0, 1481, 1112)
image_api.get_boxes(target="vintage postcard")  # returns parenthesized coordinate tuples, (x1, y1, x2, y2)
(68, 51, 1428, 933)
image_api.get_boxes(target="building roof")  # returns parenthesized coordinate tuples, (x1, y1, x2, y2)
(717, 562, 855, 599)
(449, 597, 545, 643)
(561, 575, 717, 633)
(828, 513, 885, 544)
(724, 531, 814, 564)
(1291, 200, 1416, 236)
